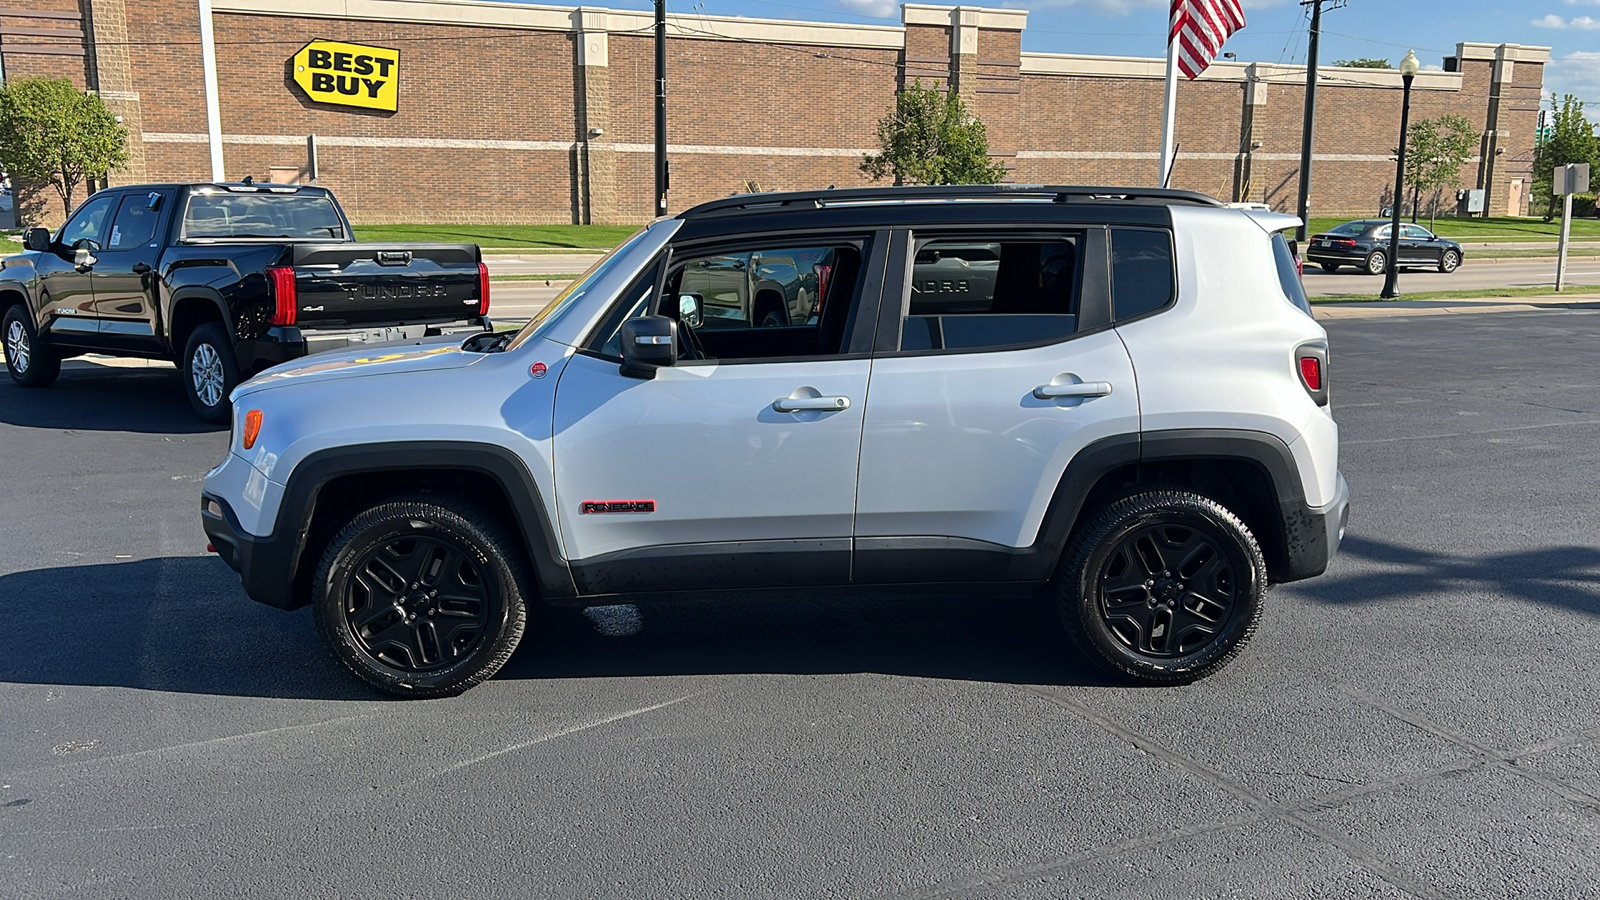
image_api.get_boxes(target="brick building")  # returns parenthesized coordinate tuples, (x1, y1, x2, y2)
(0, 0, 1548, 225)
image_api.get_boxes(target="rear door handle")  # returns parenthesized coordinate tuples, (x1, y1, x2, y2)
(773, 395, 850, 412)
(1034, 381, 1113, 400)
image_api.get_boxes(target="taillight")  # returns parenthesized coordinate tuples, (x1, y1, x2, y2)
(1299, 356, 1321, 391)
(265, 266, 296, 327)
(1296, 343, 1329, 407)
(1334, 239, 1357, 248)
(477, 262, 490, 317)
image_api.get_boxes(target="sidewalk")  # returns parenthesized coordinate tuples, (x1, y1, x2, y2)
(1312, 292, 1600, 319)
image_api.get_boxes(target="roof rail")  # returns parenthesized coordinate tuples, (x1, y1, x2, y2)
(677, 184, 1224, 218)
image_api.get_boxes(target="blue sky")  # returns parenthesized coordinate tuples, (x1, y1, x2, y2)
(574, 0, 1600, 112)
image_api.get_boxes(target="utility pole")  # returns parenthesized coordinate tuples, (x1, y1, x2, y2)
(655, 0, 668, 217)
(1294, 0, 1340, 242)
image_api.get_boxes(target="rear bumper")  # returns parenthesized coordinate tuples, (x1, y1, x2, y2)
(235, 318, 489, 369)
(1277, 471, 1351, 582)
(201, 491, 305, 610)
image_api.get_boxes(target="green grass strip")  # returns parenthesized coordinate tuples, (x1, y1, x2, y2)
(1311, 284, 1600, 303)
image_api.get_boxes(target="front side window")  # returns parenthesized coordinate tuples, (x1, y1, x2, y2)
(901, 236, 1080, 352)
(57, 194, 117, 250)
(1401, 224, 1433, 240)
(1110, 228, 1175, 322)
(181, 192, 345, 240)
(107, 193, 166, 250)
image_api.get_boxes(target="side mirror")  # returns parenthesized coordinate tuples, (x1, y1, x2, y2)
(24, 228, 51, 252)
(73, 246, 98, 272)
(678, 293, 704, 329)
(619, 315, 677, 379)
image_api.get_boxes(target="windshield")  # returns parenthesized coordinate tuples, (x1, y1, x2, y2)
(503, 226, 653, 351)
(182, 191, 346, 240)
(1328, 221, 1370, 236)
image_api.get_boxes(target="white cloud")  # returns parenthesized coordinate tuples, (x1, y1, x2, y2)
(836, 0, 897, 17)
(1545, 50, 1600, 111)
(1533, 13, 1600, 27)
(1566, 0, 1600, 6)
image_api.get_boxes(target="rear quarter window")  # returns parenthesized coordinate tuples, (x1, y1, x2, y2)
(1271, 232, 1313, 316)
(1110, 228, 1175, 321)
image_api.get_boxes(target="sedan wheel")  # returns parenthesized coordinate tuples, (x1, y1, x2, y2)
(1439, 250, 1461, 273)
(1365, 250, 1387, 276)
(1319, 263, 1340, 273)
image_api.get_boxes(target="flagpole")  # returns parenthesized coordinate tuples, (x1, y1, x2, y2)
(1159, 23, 1180, 188)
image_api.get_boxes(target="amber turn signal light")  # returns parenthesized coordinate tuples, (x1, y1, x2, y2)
(242, 409, 263, 450)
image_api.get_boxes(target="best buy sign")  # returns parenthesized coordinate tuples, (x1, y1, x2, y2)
(291, 40, 399, 112)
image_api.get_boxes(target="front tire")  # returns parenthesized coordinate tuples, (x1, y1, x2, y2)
(1318, 263, 1340, 273)
(3, 306, 61, 388)
(182, 323, 240, 424)
(1054, 490, 1267, 685)
(1439, 250, 1461, 273)
(1364, 250, 1387, 276)
(311, 499, 530, 698)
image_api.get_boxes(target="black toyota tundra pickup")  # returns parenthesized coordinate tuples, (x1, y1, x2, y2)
(0, 182, 489, 421)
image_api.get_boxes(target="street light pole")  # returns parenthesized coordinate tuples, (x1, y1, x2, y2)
(1294, 0, 1326, 243)
(1380, 50, 1419, 300)
(655, 0, 667, 217)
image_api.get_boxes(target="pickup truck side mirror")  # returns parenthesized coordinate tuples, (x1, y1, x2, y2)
(620, 315, 677, 379)
(24, 228, 51, 252)
(678, 293, 704, 329)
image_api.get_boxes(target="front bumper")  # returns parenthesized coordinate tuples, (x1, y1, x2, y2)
(1277, 471, 1350, 582)
(235, 319, 490, 370)
(201, 491, 306, 610)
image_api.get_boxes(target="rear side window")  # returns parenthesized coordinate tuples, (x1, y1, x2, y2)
(1110, 228, 1174, 321)
(1271, 232, 1312, 316)
(901, 236, 1080, 352)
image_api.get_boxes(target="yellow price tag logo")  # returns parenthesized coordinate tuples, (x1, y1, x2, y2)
(291, 40, 399, 113)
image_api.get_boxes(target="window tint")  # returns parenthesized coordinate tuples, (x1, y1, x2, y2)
(182, 192, 345, 240)
(1401, 224, 1432, 240)
(660, 240, 864, 360)
(107, 194, 164, 250)
(1271, 232, 1312, 316)
(901, 237, 1079, 351)
(1110, 228, 1175, 321)
(57, 194, 117, 250)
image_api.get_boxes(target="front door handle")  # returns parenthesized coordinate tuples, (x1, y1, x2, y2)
(131, 262, 152, 274)
(773, 395, 850, 412)
(1034, 381, 1113, 400)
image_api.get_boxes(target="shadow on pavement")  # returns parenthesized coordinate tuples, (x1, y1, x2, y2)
(0, 364, 222, 434)
(1298, 535, 1600, 617)
(0, 556, 1113, 698)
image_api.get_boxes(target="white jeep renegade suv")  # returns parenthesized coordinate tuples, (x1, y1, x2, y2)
(201, 185, 1349, 697)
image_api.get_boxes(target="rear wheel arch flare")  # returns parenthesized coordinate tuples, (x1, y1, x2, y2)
(169, 291, 229, 356)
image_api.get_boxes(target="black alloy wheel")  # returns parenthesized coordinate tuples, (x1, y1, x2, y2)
(1439, 249, 1461, 273)
(1364, 250, 1387, 276)
(1318, 262, 1340, 273)
(312, 499, 528, 698)
(3, 305, 60, 388)
(1056, 490, 1266, 685)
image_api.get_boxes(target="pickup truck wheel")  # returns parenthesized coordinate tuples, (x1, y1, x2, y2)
(3, 306, 60, 388)
(311, 498, 529, 698)
(182, 323, 239, 423)
(1054, 490, 1266, 685)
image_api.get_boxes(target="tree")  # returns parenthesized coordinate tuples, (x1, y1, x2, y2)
(861, 81, 1007, 186)
(0, 77, 128, 223)
(1333, 57, 1391, 68)
(1531, 93, 1600, 221)
(1399, 115, 1479, 227)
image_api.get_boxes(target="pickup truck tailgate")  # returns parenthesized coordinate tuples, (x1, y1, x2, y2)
(286, 243, 483, 327)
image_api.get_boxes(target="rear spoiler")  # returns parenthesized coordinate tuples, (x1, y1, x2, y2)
(1243, 210, 1303, 234)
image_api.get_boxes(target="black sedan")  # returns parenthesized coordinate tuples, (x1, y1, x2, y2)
(1305, 220, 1464, 275)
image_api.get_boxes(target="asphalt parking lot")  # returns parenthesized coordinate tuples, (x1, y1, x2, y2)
(3, 310, 1599, 899)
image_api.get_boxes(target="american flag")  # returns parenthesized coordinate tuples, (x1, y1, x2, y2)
(1170, 0, 1247, 80)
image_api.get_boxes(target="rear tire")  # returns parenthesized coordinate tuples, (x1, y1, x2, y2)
(3, 305, 60, 388)
(311, 498, 530, 698)
(182, 323, 239, 424)
(1364, 251, 1387, 276)
(1054, 490, 1267, 685)
(1318, 263, 1340, 273)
